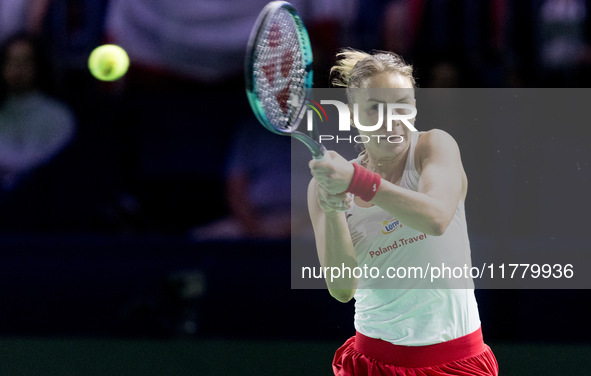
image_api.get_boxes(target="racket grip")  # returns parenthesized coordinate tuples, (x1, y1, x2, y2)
(312, 144, 327, 161)
(313, 147, 351, 212)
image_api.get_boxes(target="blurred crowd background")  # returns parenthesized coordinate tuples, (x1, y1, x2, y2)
(0, 0, 589, 362)
(1, 0, 590, 235)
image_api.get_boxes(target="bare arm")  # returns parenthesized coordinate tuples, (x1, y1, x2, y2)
(372, 130, 464, 235)
(307, 179, 357, 302)
(310, 130, 465, 236)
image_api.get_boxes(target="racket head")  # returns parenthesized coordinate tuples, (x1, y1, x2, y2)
(245, 1, 313, 136)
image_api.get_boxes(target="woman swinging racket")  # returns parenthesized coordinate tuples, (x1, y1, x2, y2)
(307, 49, 499, 376)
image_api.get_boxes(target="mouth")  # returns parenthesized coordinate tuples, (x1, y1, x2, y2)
(379, 134, 405, 144)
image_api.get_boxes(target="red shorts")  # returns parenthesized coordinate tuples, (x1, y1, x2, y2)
(332, 327, 498, 376)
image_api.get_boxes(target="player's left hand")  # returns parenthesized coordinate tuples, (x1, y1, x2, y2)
(309, 150, 355, 195)
(316, 184, 352, 214)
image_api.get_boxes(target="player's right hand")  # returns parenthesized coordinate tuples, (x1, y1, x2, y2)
(309, 150, 355, 195)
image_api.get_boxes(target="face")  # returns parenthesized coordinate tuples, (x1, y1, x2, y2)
(2, 39, 37, 94)
(350, 72, 416, 160)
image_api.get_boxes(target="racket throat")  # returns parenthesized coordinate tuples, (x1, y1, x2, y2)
(291, 131, 325, 159)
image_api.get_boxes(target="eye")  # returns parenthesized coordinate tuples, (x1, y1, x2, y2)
(365, 103, 379, 113)
(394, 103, 413, 115)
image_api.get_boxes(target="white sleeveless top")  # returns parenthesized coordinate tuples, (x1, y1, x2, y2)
(347, 131, 481, 346)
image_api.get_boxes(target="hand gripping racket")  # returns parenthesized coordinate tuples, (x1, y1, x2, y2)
(245, 1, 325, 160)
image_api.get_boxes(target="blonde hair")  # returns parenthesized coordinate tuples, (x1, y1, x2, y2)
(330, 48, 415, 90)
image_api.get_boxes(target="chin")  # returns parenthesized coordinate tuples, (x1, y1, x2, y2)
(389, 140, 408, 152)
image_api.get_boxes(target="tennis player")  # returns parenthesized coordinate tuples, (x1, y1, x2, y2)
(307, 49, 499, 376)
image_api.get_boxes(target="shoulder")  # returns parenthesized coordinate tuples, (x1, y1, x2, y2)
(27, 92, 72, 118)
(415, 129, 461, 172)
(416, 129, 459, 154)
(416, 129, 457, 148)
(38, 93, 76, 124)
(28, 94, 77, 144)
(38, 93, 73, 114)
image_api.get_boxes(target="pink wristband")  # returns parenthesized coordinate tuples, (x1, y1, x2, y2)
(346, 163, 381, 202)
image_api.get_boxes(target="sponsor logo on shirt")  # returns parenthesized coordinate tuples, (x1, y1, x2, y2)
(370, 233, 428, 258)
(381, 218, 401, 234)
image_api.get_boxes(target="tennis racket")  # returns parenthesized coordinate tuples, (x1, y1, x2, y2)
(245, 1, 350, 211)
(245, 1, 325, 160)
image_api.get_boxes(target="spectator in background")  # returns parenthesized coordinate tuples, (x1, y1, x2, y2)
(381, 0, 424, 60)
(537, 0, 590, 86)
(104, 0, 354, 85)
(0, 33, 75, 201)
(102, 0, 353, 234)
(101, 0, 274, 232)
(191, 122, 292, 240)
(0, 0, 52, 43)
(425, 57, 464, 88)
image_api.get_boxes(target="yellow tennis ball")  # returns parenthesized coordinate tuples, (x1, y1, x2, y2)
(88, 44, 130, 81)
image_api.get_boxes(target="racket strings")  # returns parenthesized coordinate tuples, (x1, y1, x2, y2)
(253, 9, 308, 131)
